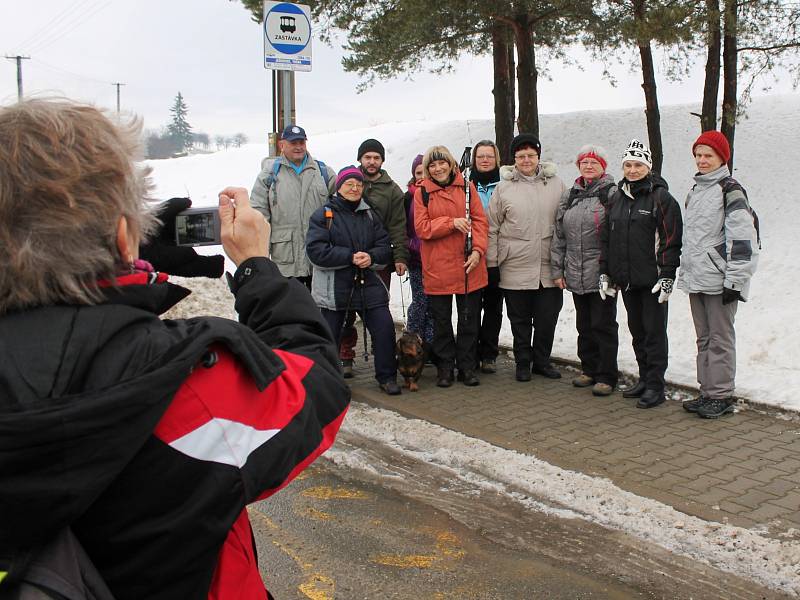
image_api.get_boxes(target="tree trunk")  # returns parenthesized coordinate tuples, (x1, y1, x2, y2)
(701, 0, 721, 132)
(721, 0, 737, 169)
(509, 35, 516, 147)
(492, 23, 515, 165)
(634, 0, 663, 173)
(512, 14, 539, 137)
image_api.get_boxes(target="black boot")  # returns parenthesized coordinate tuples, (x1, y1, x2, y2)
(622, 379, 647, 398)
(436, 366, 454, 388)
(515, 363, 531, 382)
(637, 388, 665, 409)
(459, 370, 480, 386)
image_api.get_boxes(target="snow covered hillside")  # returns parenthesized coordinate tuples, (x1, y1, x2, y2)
(147, 94, 800, 412)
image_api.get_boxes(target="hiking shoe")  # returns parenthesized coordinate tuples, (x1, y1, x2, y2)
(622, 380, 646, 398)
(532, 364, 561, 379)
(515, 364, 532, 382)
(682, 396, 708, 413)
(697, 398, 735, 419)
(636, 388, 665, 409)
(460, 370, 480, 386)
(341, 359, 354, 379)
(572, 374, 595, 388)
(591, 383, 614, 397)
(480, 360, 497, 374)
(436, 367, 454, 388)
(379, 381, 402, 396)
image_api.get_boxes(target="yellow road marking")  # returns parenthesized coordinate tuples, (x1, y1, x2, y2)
(372, 553, 437, 568)
(303, 507, 333, 521)
(301, 485, 369, 500)
(298, 573, 335, 600)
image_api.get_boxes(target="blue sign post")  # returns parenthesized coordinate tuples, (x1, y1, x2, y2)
(263, 1, 312, 72)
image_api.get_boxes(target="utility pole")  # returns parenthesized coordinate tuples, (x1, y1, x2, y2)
(5, 55, 30, 101)
(111, 82, 125, 114)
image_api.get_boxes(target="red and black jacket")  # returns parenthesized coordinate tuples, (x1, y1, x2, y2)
(0, 257, 350, 599)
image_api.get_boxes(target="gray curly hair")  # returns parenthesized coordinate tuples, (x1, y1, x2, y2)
(0, 98, 158, 314)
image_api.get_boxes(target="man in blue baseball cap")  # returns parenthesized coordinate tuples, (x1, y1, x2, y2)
(251, 124, 336, 288)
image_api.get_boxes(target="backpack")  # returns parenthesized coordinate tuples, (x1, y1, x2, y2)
(719, 177, 761, 249)
(264, 158, 331, 202)
(0, 528, 114, 600)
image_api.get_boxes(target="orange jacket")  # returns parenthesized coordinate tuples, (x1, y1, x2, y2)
(414, 171, 488, 295)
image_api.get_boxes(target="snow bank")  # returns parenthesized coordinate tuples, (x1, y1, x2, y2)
(329, 403, 800, 596)
(148, 94, 800, 412)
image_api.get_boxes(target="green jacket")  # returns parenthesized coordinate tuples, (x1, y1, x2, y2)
(362, 169, 409, 265)
(250, 153, 336, 278)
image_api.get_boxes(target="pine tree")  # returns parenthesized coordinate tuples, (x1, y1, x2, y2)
(168, 92, 193, 153)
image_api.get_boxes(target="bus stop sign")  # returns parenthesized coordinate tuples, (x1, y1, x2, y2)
(263, 1, 312, 71)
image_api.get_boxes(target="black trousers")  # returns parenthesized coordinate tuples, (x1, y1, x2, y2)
(428, 291, 482, 373)
(503, 286, 563, 368)
(572, 291, 619, 386)
(622, 288, 669, 392)
(478, 280, 504, 362)
(323, 307, 397, 384)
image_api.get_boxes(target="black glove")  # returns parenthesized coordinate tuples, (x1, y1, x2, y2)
(139, 198, 225, 279)
(488, 266, 500, 288)
(722, 287, 741, 305)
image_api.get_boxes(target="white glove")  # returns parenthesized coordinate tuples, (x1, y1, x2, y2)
(651, 278, 674, 303)
(599, 274, 616, 300)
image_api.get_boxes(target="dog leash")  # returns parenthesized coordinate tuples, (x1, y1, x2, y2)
(398, 274, 409, 330)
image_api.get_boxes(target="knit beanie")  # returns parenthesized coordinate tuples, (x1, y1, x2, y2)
(411, 153, 424, 176)
(692, 130, 730, 164)
(621, 139, 653, 170)
(510, 134, 541, 158)
(357, 138, 385, 162)
(576, 144, 608, 171)
(335, 165, 364, 190)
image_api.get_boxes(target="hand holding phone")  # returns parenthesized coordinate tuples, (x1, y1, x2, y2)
(218, 187, 270, 267)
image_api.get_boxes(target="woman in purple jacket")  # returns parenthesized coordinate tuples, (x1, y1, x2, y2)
(403, 154, 434, 346)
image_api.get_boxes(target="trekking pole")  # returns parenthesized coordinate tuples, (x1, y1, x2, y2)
(459, 146, 473, 324)
(357, 267, 370, 362)
(339, 270, 359, 344)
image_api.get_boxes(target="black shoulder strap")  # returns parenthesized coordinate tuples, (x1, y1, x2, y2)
(420, 187, 430, 207)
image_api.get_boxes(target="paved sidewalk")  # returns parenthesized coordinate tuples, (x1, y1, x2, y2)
(347, 347, 800, 536)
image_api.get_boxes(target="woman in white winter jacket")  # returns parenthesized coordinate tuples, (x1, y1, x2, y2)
(487, 134, 566, 382)
(678, 131, 759, 419)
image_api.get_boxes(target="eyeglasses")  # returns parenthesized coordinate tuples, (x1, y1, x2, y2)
(579, 159, 602, 167)
(515, 153, 539, 161)
(341, 181, 363, 189)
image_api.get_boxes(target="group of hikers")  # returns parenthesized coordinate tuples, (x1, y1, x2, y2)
(0, 97, 760, 599)
(251, 123, 759, 421)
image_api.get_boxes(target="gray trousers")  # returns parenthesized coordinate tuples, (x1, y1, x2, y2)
(689, 293, 738, 399)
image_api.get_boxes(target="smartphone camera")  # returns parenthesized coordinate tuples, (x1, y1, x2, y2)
(174, 208, 221, 247)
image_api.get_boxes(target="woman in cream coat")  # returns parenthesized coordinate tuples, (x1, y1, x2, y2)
(487, 134, 566, 382)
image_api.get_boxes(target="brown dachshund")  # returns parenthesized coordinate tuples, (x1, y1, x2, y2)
(396, 330, 424, 391)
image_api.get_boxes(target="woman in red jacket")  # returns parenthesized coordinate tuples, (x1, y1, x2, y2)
(414, 145, 488, 387)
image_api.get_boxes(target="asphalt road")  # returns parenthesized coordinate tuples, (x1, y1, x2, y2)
(251, 426, 789, 600)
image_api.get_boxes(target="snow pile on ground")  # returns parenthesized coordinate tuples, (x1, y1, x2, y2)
(328, 403, 800, 596)
(148, 93, 800, 412)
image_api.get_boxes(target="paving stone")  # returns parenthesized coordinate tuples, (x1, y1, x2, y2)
(350, 331, 800, 538)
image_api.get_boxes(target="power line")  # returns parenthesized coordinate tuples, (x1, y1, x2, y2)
(15, 0, 97, 54)
(31, 57, 113, 86)
(25, 1, 113, 56)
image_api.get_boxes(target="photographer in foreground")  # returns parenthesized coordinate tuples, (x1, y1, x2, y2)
(0, 99, 350, 600)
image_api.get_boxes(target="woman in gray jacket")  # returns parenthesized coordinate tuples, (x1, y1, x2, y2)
(678, 131, 759, 419)
(552, 145, 619, 396)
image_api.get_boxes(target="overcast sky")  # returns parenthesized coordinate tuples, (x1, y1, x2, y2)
(2, 0, 796, 141)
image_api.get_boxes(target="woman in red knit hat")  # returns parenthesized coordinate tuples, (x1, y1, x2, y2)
(677, 131, 759, 419)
